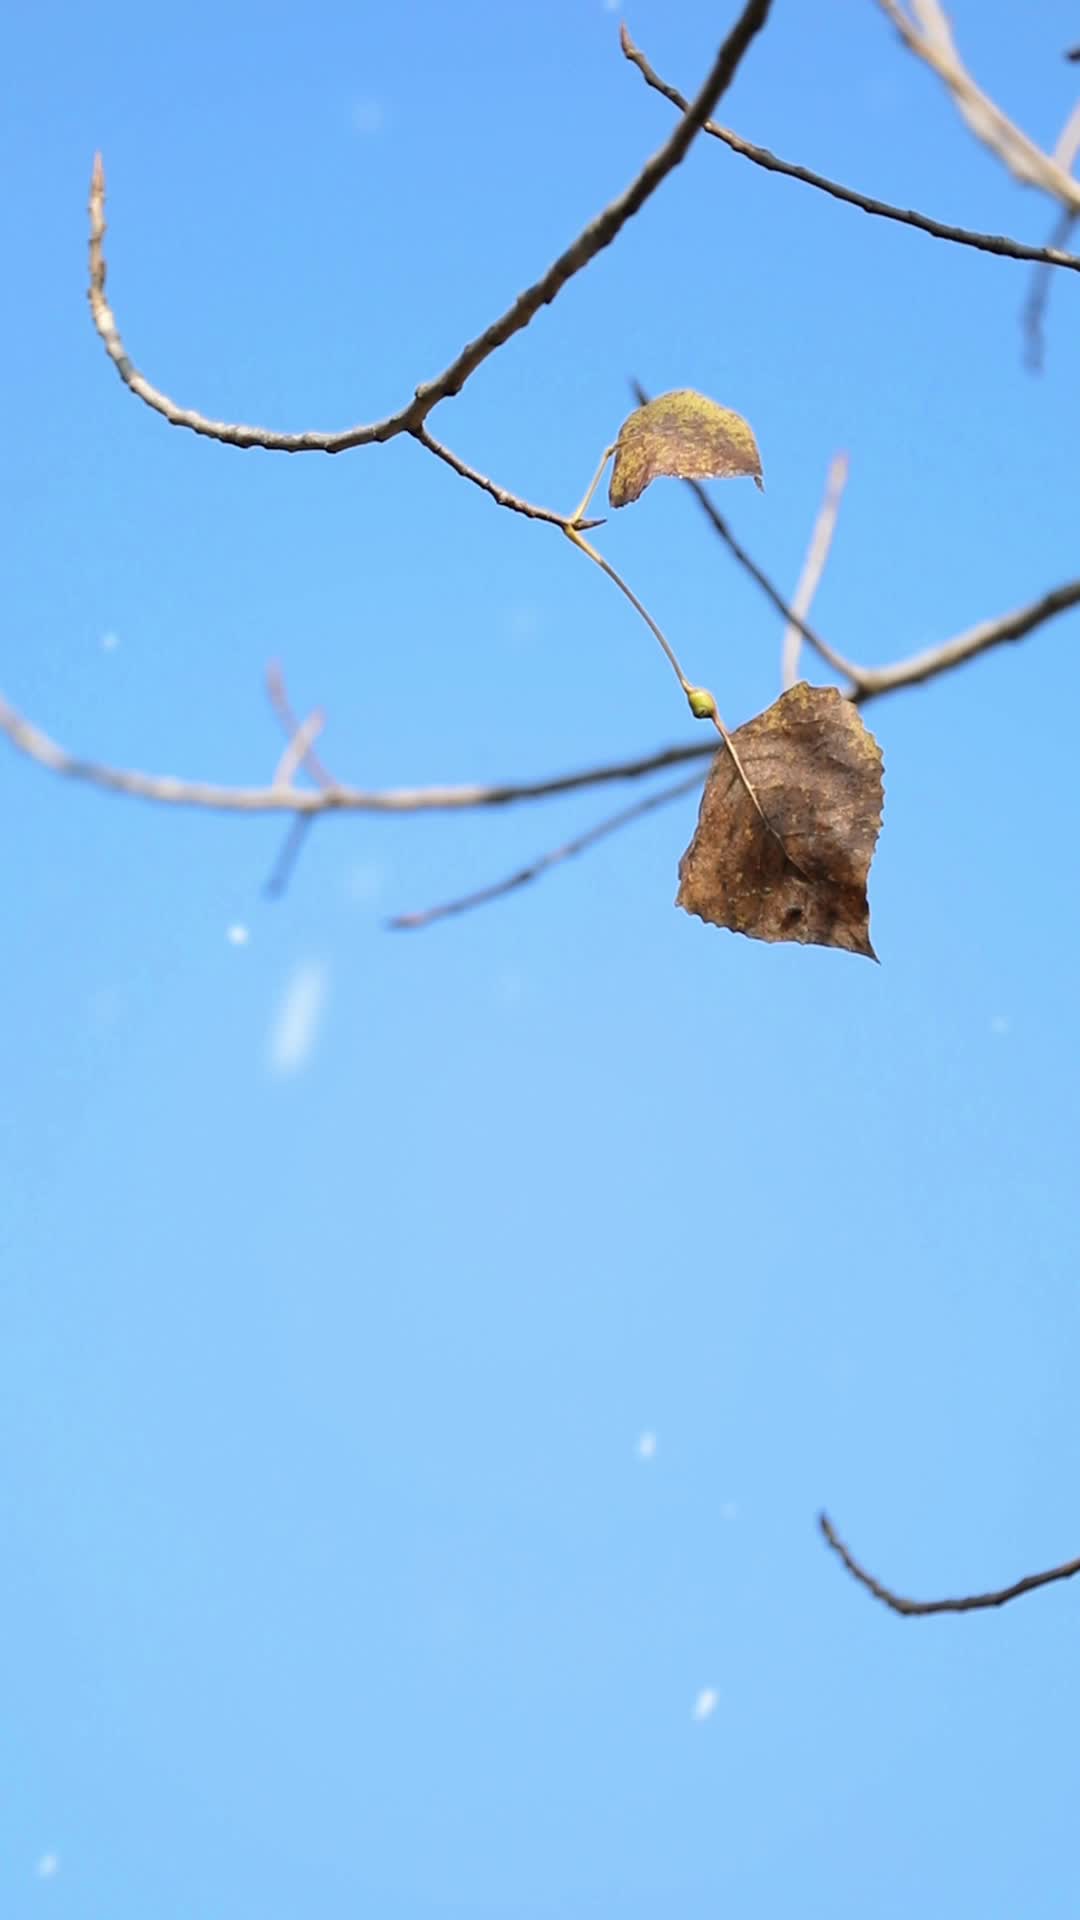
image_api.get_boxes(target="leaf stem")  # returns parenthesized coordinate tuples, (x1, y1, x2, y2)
(569, 444, 616, 527)
(561, 523, 785, 847)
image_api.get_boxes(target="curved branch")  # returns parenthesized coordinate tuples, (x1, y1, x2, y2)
(820, 1512, 1080, 1616)
(87, 0, 774, 455)
(620, 27, 1080, 273)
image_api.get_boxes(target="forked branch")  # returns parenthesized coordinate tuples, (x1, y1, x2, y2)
(3, 576, 1078, 818)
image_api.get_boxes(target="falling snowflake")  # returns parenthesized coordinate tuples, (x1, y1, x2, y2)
(636, 1431, 657, 1460)
(267, 960, 329, 1076)
(351, 97, 385, 135)
(226, 924, 250, 947)
(692, 1688, 718, 1722)
(36, 1854, 59, 1879)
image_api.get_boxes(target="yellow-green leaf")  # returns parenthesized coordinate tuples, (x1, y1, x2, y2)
(609, 389, 763, 508)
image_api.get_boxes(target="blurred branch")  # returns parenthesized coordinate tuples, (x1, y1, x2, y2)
(781, 453, 849, 690)
(620, 26, 1080, 272)
(1021, 100, 1080, 369)
(0, 691, 716, 814)
(388, 772, 705, 929)
(87, 0, 774, 460)
(4, 578, 1078, 822)
(875, 0, 1080, 211)
(820, 1512, 1080, 1616)
(263, 662, 337, 898)
(630, 380, 860, 684)
(850, 579, 1080, 699)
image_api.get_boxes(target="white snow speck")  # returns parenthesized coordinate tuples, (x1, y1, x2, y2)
(36, 1854, 59, 1879)
(268, 961, 329, 1076)
(100, 631, 119, 651)
(636, 1431, 657, 1460)
(226, 924, 250, 947)
(692, 1688, 718, 1722)
(351, 97, 385, 135)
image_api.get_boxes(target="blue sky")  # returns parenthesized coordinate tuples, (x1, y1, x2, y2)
(4, 1, 1080, 1915)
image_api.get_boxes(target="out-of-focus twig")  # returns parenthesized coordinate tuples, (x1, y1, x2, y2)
(1021, 99, 1080, 369)
(263, 663, 337, 898)
(630, 381, 859, 685)
(388, 772, 705, 930)
(820, 1512, 1080, 1616)
(781, 453, 849, 689)
(266, 661, 337, 790)
(875, 0, 1080, 210)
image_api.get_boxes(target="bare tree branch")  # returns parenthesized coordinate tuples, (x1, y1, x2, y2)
(0, 690, 716, 814)
(875, 0, 1080, 211)
(781, 453, 849, 690)
(820, 1512, 1080, 1616)
(4, 576, 1078, 824)
(850, 579, 1080, 699)
(87, 0, 774, 457)
(620, 26, 1080, 273)
(388, 772, 705, 930)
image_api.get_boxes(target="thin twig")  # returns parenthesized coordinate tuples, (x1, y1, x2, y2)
(564, 522, 797, 860)
(87, 0, 774, 457)
(388, 772, 705, 929)
(690, 481, 860, 683)
(263, 816, 317, 899)
(272, 710, 327, 790)
(410, 427, 604, 529)
(781, 453, 849, 689)
(820, 1512, 1080, 1616)
(1022, 208, 1077, 370)
(620, 26, 1080, 272)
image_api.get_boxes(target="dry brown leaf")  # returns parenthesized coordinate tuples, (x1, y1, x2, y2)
(677, 683, 884, 957)
(609, 390, 763, 507)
